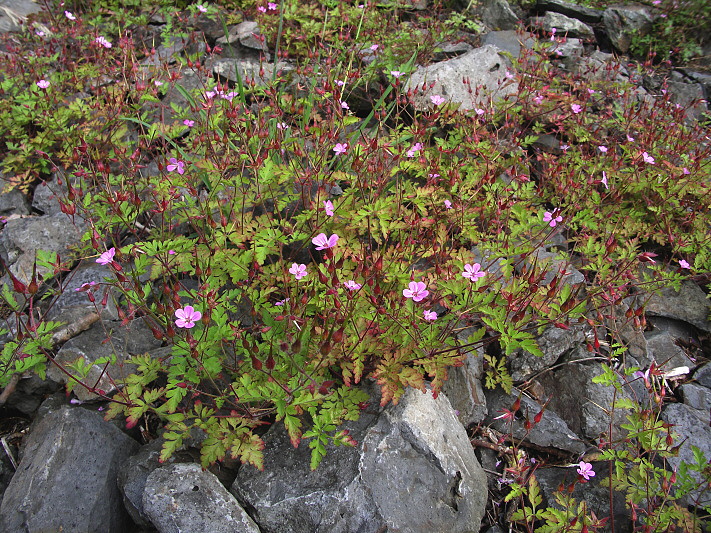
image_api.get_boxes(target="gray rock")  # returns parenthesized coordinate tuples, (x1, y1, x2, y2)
(47, 319, 162, 401)
(516, 247, 586, 289)
(602, 5, 654, 54)
(406, 45, 518, 112)
(217, 20, 269, 55)
(667, 80, 707, 122)
(0, 0, 43, 33)
(45, 262, 119, 321)
(232, 385, 487, 533)
(213, 59, 295, 88)
(0, 406, 138, 532)
(142, 35, 187, 67)
(536, 0, 603, 24)
(481, 0, 520, 31)
(695, 362, 711, 389)
(485, 387, 586, 454)
(679, 69, 711, 100)
(530, 11, 595, 40)
(144, 463, 260, 533)
(2, 374, 61, 415)
(509, 323, 588, 382)
(545, 37, 584, 63)
(681, 383, 711, 412)
(0, 211, 86, 283)
(0, 188, 30, 216)
(661, 403, 711, 507)
(31, 173, 76, 215)
(574, 51, 630, 84)
(640, 280, 711, 333)
(442, 331, 488, 427)
(644, 330, 694, 371)
(433, 40, 475, 62)
(482, 30, 536, 58)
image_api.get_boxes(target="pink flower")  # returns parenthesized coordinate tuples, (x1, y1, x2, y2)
(276, 122, 288, 130)
(627, 134, 635, 142)
(167, 157, 185, 174)
(390, 71, 403, 78)
(183, 119, 195, 127)
(344, 280, 361, 291)
(571, 104, 583, 114)
(154, 80, 164, 87)
(323, 200, 334, 216)
(336, 80, 345, 87)
(333, 143, 348, 155)
(679, 259, 690, 269)
(74, 281, 97, 292)
(257, 5, 267, 12)
(430, 95, 445, 106)
(423, 310, 437, 321)
(370, 44, 379, 51)
(36, 79, 50, 89)
(312, 233, 339, 250)
(175, 305, 202, 328)
(403, 281, 429, 302)
(406, 142, 423, 158)
(475, 108, 485, 116)
(197, 4, 208, 12)
(289, 263, 307, 280)
(543, 211, 563, 227)
(642, 152, 655, 164)
(268, 2, 278, 9)
(587, 89, 595, 95)
(95, 36, 112, 48)
(598, 145, 607, 153)
(444, 200, 452, 209)
(275, 298, 289, 306)
(64, 10, 76, 20)
(340, 100, 349, 110)
(601, 171, 609, 190)
(682, 167, 690, 175)
(36, 29, 45, 36)
(462, 263, 485, 281)
(576, 461, 595, 481)
(96, 248, 116, 265)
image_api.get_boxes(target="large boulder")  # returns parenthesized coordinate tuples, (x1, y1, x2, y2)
(0, 406, 138, 532)
(602, 5, 654, 54)
(231, 384, 487, 533)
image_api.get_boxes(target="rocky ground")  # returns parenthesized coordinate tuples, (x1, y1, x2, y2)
(0, 0, 709, 532)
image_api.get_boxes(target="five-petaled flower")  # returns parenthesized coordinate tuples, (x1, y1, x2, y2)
(576, 461, 595, 481)
(167, 157, 185, 174)
(642, 152, 655, 164)
(406, 142, 423, 158)
(312, 233, 339, 250)
(323, 200, 334, 216)
(197, 4, 208, 12)
(340, 101, 349, 110)
(423, 310, 437, 321)
(444, 200, 453, 209)
(679, 259, 690, 269)
(403, 281, 429, 302)
(333, 143, 348, 155)
(64, 11, 76, 20)
(571, 103, 583, 114)
(390, 70, 403, 78)
(344, 280, 361, 291)
(96, 248, 116, 265)
(543, 211, 563, 227)
(289, 263, 307, 280)
(175, 306, 202, 328)
(183, 119, 195, 127)
(430, 95, 445, 106)
(462, 263, 486, 281)
(36, 80, 50, 89)
(95, 36, 112, 48)
(598, 145, 608, 153)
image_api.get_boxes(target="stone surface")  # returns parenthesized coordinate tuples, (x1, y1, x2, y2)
(667, 80, 707, 122)
(406, 45, 518, 112)
(482, 30, 536, 58)
(2, 374, 61, 415)
(695, 362, 711, 389)
(442, 332, 488, 427)
(602, 5, 654, 54)
(530, 12, 595, 40)
(517, 247, 586, 289)
(217, 20, 269, 55)
(144, 463, 260, 533)
(0, 406, 138, 532)
(661, 403, 711, 507)
(47, 319, 162, 401)
(536, 0, 603, 24)
(681, 383, 711, 412)
(481, 0, 520, 31)
(638, 280, 711, 333)
(0, 211, 86, 283)
(213, 58, 295, 87)
(485, 387, 586, 454)
(45, 262, 119, 321)
(643, 330, 694, 371)
(232, 384, 487, 533)
(0, 187, 30, 216)
(0, 0, 43, 33)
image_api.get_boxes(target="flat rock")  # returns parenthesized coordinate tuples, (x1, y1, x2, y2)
(406, 45, 518, 112)
(232, 384, 487, 533)
(482, 30, 536, 58)
(639, 280, 711, 333)
(536, 0, 603, 24)
(530, 11, 595, 40)
(0, 406, 138, 532)
(213, 58, 295, 87)
(144, 463, 260, 533)
(0, 0, 43, 33)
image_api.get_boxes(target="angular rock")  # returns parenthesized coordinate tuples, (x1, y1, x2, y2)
(660, 403, 711, 507)
(213, 58, 295, 87)
(602, 5, 654, 54)
(639, 280, 711, 333)
(2, 374, 61, 415)
(0, 211, 86, 283)
(536, 0, 603, 24)
(406, 45, 518, 112)
(481, 0, 520, 31)
(0, 406, 138, 532)
(482, 30, 536, 59)
(681, 383, 711, 412)
(232, 385, 487, 533)
(0, 0, 43, 33)
(442, 329, 488, 427)
(0, 187, 30, 216)
(644, 330, 694, 371)
(217, 20, 269, 56)
(485, 387, 586, 454)
(509, 323, 588, 382)
(47, 319, 162, 401)
(432, 40, 475, 62)
(530, 11, 595, 40)
(574, 50, 630, 85)
(695, 362, 711, 389)
(45, 262, 119, 322)
(667, 80, 707, 122)
(144, 463, 259, 533)
(517, 247, 586, 289)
